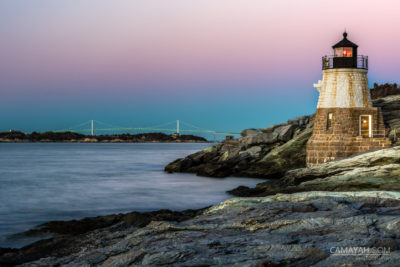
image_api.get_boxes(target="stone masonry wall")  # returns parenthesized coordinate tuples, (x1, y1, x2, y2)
(306, 107, 391, 166)
(311, 107, 386, 136)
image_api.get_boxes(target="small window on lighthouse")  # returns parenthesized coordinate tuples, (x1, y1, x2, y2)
(327, 113, 333, 129)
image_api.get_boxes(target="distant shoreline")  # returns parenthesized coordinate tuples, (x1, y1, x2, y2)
(0, 131, 209, 143)
(0, 140, 210, 143)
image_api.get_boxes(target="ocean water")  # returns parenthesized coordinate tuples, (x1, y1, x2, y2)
(0, 143, 262, 248)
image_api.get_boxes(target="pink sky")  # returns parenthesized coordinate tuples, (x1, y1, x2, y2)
(1, 0, 399, 131)
(1, 0, 400, 88)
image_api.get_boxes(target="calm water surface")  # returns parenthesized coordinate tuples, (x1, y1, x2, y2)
(0, 143, 262, 248)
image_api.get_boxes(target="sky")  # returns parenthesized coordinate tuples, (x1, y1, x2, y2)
(1, 0, 400, 136)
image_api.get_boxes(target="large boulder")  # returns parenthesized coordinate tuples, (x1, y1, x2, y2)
(241, 132, 279, 146)
(236, 120, 314, 178)
(276, 124, 296, 141)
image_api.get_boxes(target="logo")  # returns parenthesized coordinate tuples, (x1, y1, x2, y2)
(330, 246, 391, 256)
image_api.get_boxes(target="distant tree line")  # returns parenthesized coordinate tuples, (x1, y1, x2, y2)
(0, 131, 207, 142)
(370, 83, 400, 99)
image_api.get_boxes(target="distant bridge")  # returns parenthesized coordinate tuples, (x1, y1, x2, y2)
(53, 120, 241, 138)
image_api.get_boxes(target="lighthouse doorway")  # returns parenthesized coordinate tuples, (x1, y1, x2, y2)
(360, 115, 372, 137)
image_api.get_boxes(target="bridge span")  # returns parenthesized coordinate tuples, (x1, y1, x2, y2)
(54, 120, 241, 139)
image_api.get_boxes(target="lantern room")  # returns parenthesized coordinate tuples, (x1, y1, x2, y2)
(332, 32, 358, 68)
(322, 32, 368, 70)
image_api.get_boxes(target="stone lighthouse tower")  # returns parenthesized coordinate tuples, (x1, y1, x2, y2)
(306, 32, 391, 167)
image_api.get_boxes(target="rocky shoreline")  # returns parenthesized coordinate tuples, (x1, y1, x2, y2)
(165, 114, 314, 178)
(0, 208, 205, 266)
(0, 132, 208, 143)
(1, 86, 399, 265)
(165, 94, 400, 179)
(164, 93, 400, 200)
(2, 191, 400, 266)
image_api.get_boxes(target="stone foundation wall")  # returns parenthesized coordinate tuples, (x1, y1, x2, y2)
(306, 135, 391, 166)
(306, 107, 391, 166)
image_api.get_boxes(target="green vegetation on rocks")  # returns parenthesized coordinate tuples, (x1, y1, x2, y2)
(165, 115, 314, 178)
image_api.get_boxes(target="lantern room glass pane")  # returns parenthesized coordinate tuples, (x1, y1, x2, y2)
(343, 47, 353, 57)
(334, 47, 353, 57)
(334, 48, 343, 57)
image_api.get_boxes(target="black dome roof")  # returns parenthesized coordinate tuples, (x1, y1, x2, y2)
(332, 32, 358, 48)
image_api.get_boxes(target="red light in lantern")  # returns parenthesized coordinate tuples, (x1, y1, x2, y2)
(343, 50, 347, 56)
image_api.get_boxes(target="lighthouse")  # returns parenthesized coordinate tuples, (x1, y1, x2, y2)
(306, 32, 391, 167)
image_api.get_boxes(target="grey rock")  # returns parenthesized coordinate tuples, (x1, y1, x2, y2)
(14, 191, 400, 267)
(287, 115, 311, 127)
(238, 121, 314, 179)
(276, 124, 296, 142)
(231, 146, 400, 197)
(239, 146, 262, 158)
(242, 132, 279, 146)
(261, 123, 287, 133)
(240, 129, 260, 137)
(259, 132, 279, 144)
(165, 115, 314, 178)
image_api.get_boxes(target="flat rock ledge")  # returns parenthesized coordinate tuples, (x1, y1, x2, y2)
(230, 145, 400, 197)
(4, 191, 400, 266)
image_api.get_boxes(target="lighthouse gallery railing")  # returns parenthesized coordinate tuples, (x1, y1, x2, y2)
(322, 55, 368, 70)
